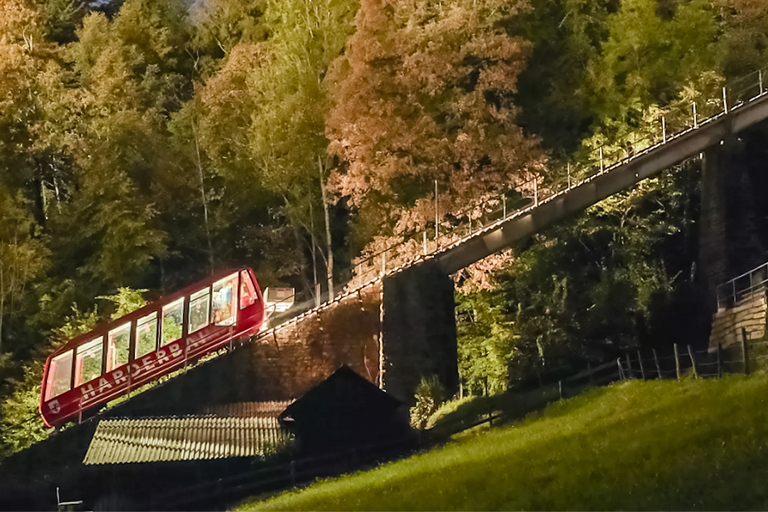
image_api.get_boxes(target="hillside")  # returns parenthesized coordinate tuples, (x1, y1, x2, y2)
(237, 374, 768, 510)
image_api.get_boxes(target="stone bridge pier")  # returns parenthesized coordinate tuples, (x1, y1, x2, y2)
(699, 127, 768, 309)
(100, 259, 458, 419)
(381, 259, 458, 401)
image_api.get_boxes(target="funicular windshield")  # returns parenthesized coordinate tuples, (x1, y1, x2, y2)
(42, 268, 263, 416)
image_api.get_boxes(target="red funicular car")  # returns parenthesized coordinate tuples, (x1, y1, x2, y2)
(40, 267, 265, 427)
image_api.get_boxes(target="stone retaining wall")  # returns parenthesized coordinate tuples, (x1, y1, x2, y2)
(709, 292, 767, 349)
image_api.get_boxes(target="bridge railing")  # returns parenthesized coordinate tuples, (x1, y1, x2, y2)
(72, 65, 768, 430)
(716, 262, 768, 310)
(264, 64, 768, 329)
(339, 65, 768, 290)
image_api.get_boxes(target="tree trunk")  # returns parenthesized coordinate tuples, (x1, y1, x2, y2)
(319, 157, 334, 301)
(0, 265, 4, 355)
(309, 195, 320, 306)
(192, 122, 215, 275)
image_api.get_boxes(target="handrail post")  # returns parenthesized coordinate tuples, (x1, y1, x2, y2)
(567, 163, 571, 189)
(502, 195, 506, 218)
(760, 69, 764, 95)
(434, 180, 439, 241)
(534, 179, 538, 206)
(693, 102, 698, 128)
(662, 117, 667, 143)
(723, 87, 729, 114)
(599, 147, 604, 173)
(423, 231, 427, 255)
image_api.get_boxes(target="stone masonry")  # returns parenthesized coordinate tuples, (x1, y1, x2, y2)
(709, 292, 767, 350)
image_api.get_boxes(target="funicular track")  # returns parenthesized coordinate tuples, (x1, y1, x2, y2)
(49, 65, 768, 435)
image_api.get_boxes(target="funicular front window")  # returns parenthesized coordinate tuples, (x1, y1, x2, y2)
(213, 274, 237, 326)
(45, 350, 73, 400)
(189, 288, 210, 333)
(162, 299, 184, 346)
(240, 270, 258, 309)
(75, 337, 103, 387)
(107, 323, 130, 372)
(136, 312, 158, 358)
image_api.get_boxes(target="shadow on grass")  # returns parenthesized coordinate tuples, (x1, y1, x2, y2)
(426, 381, 616, 441)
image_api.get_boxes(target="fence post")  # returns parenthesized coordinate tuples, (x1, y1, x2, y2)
(674, 343, 681, 381)
(687, 345, 698, 378)
(617, 358, 624, 381)
(741, 327, 750, 375)
(626, 354, 634, 379)
(760, 69, 764, 95)
(717, 342, 722, 378)
(558, 380, 563, 400)
(723, 87, 729, 114)
(567, 163, 571, 189)
(653, 349, 662, 380)
(662, 117, 667, 143)
(534, 179, 538, 206)
(637, 350, 646, 380)
(503, 195, 506, 218)
(423, 231, 427, 255)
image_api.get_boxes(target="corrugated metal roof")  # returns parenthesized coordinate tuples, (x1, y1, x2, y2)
(83, 409, 291, 465)
(202, 400, 292, 418)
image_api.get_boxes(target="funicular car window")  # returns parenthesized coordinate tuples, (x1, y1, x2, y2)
(75, 337, 103, 387)
(162, 298, 184, 346)
(46, 350, 73, 400)
(213, 274, 237, 326)
(107, 322, 130, 371)
(189, 288, 210, 333)
(136, 312, 157, 358)
(240, 270, 258, 309)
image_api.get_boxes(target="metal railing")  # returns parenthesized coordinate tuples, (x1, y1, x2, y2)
(276, 64, 768, 324)
(716, 261, 768, 310)
(69, 65, 768, 430)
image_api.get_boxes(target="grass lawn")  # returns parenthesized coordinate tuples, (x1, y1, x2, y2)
(236, 373, 768, 510)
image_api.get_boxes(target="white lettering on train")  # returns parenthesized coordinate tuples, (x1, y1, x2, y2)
(141, 353, 156, 373)
(98, 377, 112, 393)
(130, 361, 142, 379)
(156, 348, 169, 365)
(113, 368, 127, 385)
(169, 342, 183, 358)
(81, 382, 97, 400)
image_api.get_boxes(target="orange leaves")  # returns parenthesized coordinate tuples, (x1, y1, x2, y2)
(0, 0, 41, 47)
(326, 0, 544, 238)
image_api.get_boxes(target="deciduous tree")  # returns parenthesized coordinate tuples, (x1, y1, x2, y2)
(326, 0, 542, 240)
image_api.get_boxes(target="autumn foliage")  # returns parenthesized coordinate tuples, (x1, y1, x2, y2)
(326, 0, 544, 236)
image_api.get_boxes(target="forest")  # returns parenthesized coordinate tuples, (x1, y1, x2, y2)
(0, 0, 767, 456)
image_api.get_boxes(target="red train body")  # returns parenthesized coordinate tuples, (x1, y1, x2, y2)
(39, 267, 265, 427)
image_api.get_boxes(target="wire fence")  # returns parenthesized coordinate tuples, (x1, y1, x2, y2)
(616, 334, 768, 383)
(47, 64, 768, 445)
(149, 435, 416, 510)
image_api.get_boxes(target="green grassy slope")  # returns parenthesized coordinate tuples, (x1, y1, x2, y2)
(237, 374, 768, 511)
